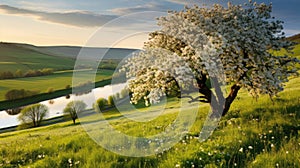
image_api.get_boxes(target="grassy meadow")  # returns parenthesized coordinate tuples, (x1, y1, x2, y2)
(0, 37, 299, 167)
(0, 75, 299, 167)
(0, 69, 114, 101)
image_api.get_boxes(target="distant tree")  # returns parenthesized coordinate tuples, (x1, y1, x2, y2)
(18, 104, 49, 127)
(95, 98, 108, 112)
(40, 68, 54, 75)
(65, 85, 71, 89)
(107, 95, 115, 107)
(5, 89, 39, 100)
(19, 68, 54, 78)
(0, 71, 14, 79)
(24, 70, 36, 77)
(14, 69, 23, 78)
(63, 101, 87, 124)
(47, 87, 54, 93)
(120, 88, 129, 99)
(114, 93, 120, 100)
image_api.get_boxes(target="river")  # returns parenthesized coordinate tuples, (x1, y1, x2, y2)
(0, 83, 126, 129)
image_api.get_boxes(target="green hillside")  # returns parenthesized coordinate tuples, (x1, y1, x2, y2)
(0, 43, 75, 73)
(14, 43, 138, 60)
(36, 46, 138, 60)
(271, 34, 300, 60)
(0, 42, 138, 74)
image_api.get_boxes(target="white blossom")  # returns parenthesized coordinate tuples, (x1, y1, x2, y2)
(122, 1, 299, 106)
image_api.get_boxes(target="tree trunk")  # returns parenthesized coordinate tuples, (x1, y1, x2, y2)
(72, 118, 76, 125)
(196, 76, 241, 117)
(33, 119, 36, 127)
(222, 85, 241, 116)
(207, 84, 241, 118)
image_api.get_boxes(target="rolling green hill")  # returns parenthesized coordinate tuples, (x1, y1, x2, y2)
(0, 43, 75, 73)
(0, 42, 138, 73)
(34, 46, 138, 60)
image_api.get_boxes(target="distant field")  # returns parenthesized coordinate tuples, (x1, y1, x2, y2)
(0, 69, 114, 101)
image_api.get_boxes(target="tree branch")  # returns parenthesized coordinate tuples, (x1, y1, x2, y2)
(178, 95, 209, 103)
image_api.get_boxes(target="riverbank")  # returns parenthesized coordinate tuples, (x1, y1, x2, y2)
(0, 78, 112, 111)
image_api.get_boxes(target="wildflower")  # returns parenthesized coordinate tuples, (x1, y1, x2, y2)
(248, 146, 253, 150)
(175, 164, 180, 167)
(286, 151, 289, 154)
(271, 144, 274, 148)
(68, 158, 72, 164)
(239, 147, 243, 152)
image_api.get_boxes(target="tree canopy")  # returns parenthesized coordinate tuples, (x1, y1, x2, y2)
(18, 104, 49, 127)
(122, 1, 299, 117)
(63, 100, 87, 124)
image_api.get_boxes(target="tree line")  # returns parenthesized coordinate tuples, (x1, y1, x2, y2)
(0, 68, 54, 80)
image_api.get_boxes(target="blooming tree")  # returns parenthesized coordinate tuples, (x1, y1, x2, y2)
(123, 1, 299, 117)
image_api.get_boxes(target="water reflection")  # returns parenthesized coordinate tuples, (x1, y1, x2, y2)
(0, 83, 126, 129)
(6, 107, 23, 115)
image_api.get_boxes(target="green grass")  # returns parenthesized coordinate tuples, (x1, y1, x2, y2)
(0, 69, 114, 101)
(0, 75, 299, 167)
(270, 40, 300, 61)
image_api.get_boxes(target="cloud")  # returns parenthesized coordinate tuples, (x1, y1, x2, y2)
(110, 3, 168, 15)
(0, 5, 117, 27)
(166, 0, 202, 5)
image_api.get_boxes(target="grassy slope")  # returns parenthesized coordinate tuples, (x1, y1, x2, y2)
(0, 43, 75, 73)
(36, 46, 138, 60)
(0, 36, 299, 167)
(271, 34, 300, 61)
(0, 42, 137, 73)
(0, 69, 113, 100)
(0, 75, 299, 168)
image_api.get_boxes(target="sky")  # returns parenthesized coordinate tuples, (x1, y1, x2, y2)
(0, 0, 299, 49)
